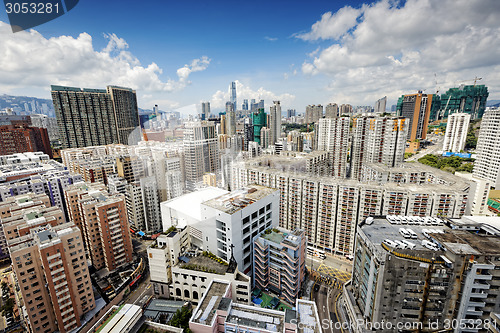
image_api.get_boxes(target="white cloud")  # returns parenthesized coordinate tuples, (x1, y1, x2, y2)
(264, 36, 278, 41)
(295, 5, 364, 41)
(0, 21, 210, 93)
(297, 0, 500, 105)
(209, 80, 295, 110)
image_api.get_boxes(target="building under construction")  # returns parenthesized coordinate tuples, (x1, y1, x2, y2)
(344, 215, 500, 333)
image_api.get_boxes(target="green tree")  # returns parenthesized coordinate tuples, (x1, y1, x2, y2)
(169, 306, 193, 333)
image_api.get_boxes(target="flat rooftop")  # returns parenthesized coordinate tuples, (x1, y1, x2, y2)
(161, 187, 228, 222)
(432, 230, 500, 256)
(202, 185, 276, 214)
(296, 300, 322, 333)
(191, 281, 230, 326)
(260, 228, 304, 248)
(361, 216, 448, 253)
(226, 303, 285, 332)
(178, 252, 228, 275)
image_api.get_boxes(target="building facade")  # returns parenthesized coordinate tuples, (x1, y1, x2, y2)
(443, 112, 471, 152)
(473, 107, 500, 188)
(253, 228, 306, 304)
(51, 85, 140, 148)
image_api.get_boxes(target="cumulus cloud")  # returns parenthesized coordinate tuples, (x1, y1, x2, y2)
(297, 0, 500, 105)
(295, 5, 363, 41)
(0, 21, 210, 93)
(209, 80, 295, 110)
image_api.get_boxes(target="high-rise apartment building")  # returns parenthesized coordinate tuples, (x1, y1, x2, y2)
(201, 102, 210, 120)
(443, 112, 471, 152)
(253, 228, 306, 304)
(287, 109, 296, 118)
(232, 158, 469, 255)
(325, 103, 339, 118)
(397, 92, 433, 141)
(339, 104, 353, 115)
(260, 127, 270, 149)
(350, 117, 408, 180)
(0, 124, 52, 157)
(29, 114, 59, 141)
(0, 170, 83, 221)
(140, 176, 161, 233)
(9, 222, 95, 333)
(183, 121, 219, 190)
(51, 85, 140, 148)
(373, 96, 387, 114)
(64, 183, 133, 271)
(473, 107, 500, 188)
(345, 216, 500, 333)
(269, 101, 282, 145)
(226, 109, 236, 136)
(0, 193, 53, 260)
(242, 99, 248, 111)
(316, 117, 350, 178)
(305, 105, 323, 123)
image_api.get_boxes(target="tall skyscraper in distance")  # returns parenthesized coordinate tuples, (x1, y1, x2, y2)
(258, 99, 264, 109)
(286, 109, 296, 118)
(252, 108, 266, 145)
(269, 101, 282, 145)
(201, 102, 210, 120)
(51, 85, 140, 148)
(230, 81, 237, 111)
(397, 92, 433, 141)
(153, 104, 159, 117)
(373, 96, 387, 114)
(305, 105, 323, 123)
(443, 112, 471, 152)
(183, 121, 219, 189)
(242, 99, 248, 111)
(473, 107, 500, 188)
(339, 104, 353, 115)
(325, 103, 339, 118)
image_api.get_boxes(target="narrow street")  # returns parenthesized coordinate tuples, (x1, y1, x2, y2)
(311, 280, 345, 333)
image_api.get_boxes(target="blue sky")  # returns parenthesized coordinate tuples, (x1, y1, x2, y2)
(1, 0, 499, 115)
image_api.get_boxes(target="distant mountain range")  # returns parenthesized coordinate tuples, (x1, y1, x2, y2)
(0, 94, 55, 117)
(486, 100, 500, 107)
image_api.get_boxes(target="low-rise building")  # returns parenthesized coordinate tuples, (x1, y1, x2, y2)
(189, 279, 321, 333)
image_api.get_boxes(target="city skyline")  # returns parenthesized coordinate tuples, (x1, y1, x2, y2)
(0, 0, 499, 115)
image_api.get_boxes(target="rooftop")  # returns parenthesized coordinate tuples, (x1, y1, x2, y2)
(161, 187, 228, 223)
(296, 300, 322, 333)
(191, 280, 230, 326)
(360, 216, 448, 254)
(202, 185, 277, 214)
(225, 303, 285, 332)
(177, 251, 229, 275)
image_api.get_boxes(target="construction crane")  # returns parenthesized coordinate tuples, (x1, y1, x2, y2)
(455, 76, 482, 87)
